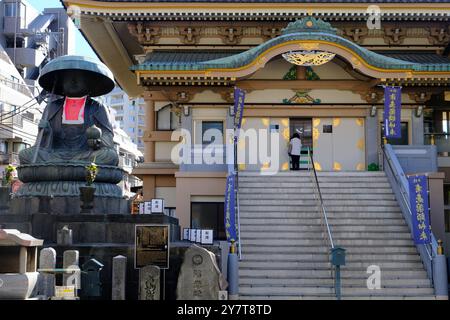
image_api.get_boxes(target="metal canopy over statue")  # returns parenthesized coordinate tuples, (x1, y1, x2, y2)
(14, 55, 126, 209)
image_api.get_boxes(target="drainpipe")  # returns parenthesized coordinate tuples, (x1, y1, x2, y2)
(434, 240, 448, 300)
(227, 241, 239, 300)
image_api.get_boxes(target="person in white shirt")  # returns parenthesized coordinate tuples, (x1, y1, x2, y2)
(288, 132, 302, 170)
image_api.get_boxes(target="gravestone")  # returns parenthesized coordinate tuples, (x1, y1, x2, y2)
(112, 255, 127, 300)
(176, 244, 227, 300)
(62, 250, 80, 289)
(139, 265, 160, 300)
(57, 225, 73, 246)
(37, 247, 56, 298)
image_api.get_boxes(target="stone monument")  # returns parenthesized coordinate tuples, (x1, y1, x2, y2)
(112, 255, 127, 300)
(176, 244, 227, 300)
(139, 265, 161, 300)
(13, 55, 127, 214)
(0, 229, 43, 299)
(36, 247, 56, 298)
(62, 250, 80, 289)
(57, 225, 73, 245)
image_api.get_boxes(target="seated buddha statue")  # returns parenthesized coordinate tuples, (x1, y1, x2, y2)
(19, 57, 118, 166)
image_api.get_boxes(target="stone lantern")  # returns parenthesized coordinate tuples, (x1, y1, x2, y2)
(0, 229, 43, 299)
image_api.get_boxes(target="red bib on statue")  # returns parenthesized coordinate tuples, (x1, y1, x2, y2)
(62, 96, 87, 124)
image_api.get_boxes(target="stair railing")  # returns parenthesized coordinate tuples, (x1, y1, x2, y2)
(381, 144, 434, 278)
(381, 144, 448, 299)
(307, 147, 344, 300)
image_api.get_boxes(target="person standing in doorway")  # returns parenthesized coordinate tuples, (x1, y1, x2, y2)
(288, 132, 302, 170)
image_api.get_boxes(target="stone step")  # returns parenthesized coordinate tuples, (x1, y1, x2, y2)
(239, 286, 334, 296)
(238, 286, 434, 297)
(239, 182, 392, 189)
(239, 205, 401, 212)
(241, 231, 412, 240)
(239, 174, 389, 183)
(240, 212, 403, 219)
(241, 239, 415, 246)
(239, 199, 400, 207)
(239, 193, 397, 200)
(239, 295, 436, 300)
(239, 260, 424, 269)
(239, 171, 386, 177)
(241, 253, 421, 262)
(239, 187, 394, 194)
(239, 269, 428, 278)
(241, 246, 419, 254)
(240, 217, 407, 226)
(239, 277, 431, 287)
(240, 224, 410, 232)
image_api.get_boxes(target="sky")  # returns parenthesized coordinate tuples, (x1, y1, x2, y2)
(26, 0, 99, 60)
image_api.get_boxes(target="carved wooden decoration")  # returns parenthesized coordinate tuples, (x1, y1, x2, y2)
(359, 90, 383, 103)
(219, 27, 243, 45)
(128, 23, 160, 45)
(178, 27, 201, 45)
(408, 92, 432, 103)
(343, 28, 368, 44)
(162, 89, 201, 103)
(427, 27, 450, 45)
(262, 27, 282, 41)
(383, 28, 407, 45)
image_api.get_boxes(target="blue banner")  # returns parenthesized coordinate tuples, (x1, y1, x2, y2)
(224, 173, 237, 242)
(408, 175, 431, 245)
(234, 87, 245, 132)
(384, 86, 402, 139)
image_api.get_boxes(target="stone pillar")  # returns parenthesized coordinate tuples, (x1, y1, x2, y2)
(412, 108, 424, 145)
(144, 98, 156, 162)
(139, 265, 161, 300)
(62, 250, 80, 289)
(143, 175, 156, 200)
(365, 114, 379, 166)
(112, 255, 127, 300)
(19, 247, 27, 274)
(38, 247, 56, 297)
(428, 172, 446, 244)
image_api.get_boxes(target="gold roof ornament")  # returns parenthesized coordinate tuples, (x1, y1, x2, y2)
(282, 50, 336, 66)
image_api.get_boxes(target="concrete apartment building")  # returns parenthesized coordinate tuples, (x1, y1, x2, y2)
(105, 86, 147, 154)
(0, 0, 76, 95)
(0, 41, 38, 175)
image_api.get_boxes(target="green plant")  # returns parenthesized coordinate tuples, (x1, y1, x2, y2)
(4, 164, 16, 185)
(85, 162, 98, 186)
(368, 163, 379, 171)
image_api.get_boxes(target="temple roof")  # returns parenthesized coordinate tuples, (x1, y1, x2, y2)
(133, 18, 450, 74)
(138, 51, 450, 70)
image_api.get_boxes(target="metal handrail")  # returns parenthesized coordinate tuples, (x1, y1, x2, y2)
(381, 145, 433, 261)
(307, 147, 335, 249)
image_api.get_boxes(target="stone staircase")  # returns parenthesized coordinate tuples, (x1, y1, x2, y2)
(238, 171, 435, 300)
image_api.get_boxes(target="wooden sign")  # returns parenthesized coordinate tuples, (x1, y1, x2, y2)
(135, 224, 170, 269)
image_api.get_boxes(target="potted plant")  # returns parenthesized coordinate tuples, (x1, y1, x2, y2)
(0, 164, 15, 211)
(79, 162, 98, 213)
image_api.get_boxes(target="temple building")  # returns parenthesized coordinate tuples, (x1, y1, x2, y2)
(60, 0, 450, 299)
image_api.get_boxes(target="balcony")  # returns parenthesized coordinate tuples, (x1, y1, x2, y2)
(0, 75, 31, 96)
(179, 144, 229, 172)
(0, 114, 23, 127)
(425, 133, 450, 167)
(5, 47, 46, 68)
(0, 152, 19, 165)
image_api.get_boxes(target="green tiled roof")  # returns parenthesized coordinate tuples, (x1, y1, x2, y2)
(132, 17, 450, 73)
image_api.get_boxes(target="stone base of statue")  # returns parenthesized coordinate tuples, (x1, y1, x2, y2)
(0, 186, 11, 214)
(9, 163, 130, 215)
